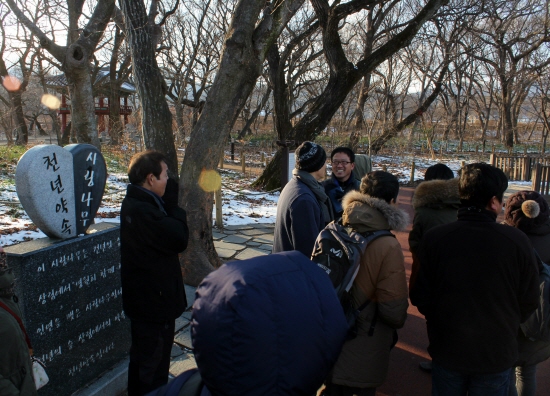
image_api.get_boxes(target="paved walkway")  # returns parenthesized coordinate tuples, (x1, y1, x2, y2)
(168, 223, 275, 377)
(167, 184, 550, 396)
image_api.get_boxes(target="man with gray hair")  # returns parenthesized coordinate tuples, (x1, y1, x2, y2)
(273, 141, 333, 256)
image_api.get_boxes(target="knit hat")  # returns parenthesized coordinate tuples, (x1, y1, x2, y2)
(295, 142, 326, 173)
(504, 190, 550, 232)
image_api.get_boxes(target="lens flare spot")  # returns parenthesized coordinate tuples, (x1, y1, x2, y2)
(199, 169, 221, 192)
(2, 76, 21, 91)
(41, 94, 61, 110)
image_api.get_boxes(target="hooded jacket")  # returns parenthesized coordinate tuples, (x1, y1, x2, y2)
(191, 251, 348, 396)
(408, 178, 460, 255)
(504, 218, 550, 367)
(410, 207, 540, 374)
(504, 201, 550, 366)
(408, 178, 460, 288)
(121, 182, 189, 323)
(329, 191, 409, 388)
(0, 266, 37, 396)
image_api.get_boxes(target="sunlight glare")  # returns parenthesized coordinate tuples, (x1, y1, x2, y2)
(41, 94, 61, 110)
(199, 169, 222, 192)
(2, 76, 21, 91)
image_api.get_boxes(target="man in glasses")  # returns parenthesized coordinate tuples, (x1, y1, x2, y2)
(323, 146, 361, 219)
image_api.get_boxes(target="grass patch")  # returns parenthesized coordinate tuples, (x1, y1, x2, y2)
(0, 146, 26, 165)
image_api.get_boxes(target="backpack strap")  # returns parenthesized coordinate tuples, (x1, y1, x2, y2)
(356, 229, 394, 336)
(0, 300, 33, 354)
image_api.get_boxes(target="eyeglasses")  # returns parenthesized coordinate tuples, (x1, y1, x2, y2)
(331, 160, 351, 166)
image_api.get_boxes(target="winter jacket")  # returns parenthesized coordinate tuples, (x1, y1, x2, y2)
(190, 251, 348, 396)
(408, 178, 460, 288)
(323, 174, 361, 219)
(410, 207, 540, 374)
(515, 219, 550, 367)
(329, 191, 409, 388)
(273, 176, 325, 257)
(0, 268, 37, 396)
(121, 181, 189, 323)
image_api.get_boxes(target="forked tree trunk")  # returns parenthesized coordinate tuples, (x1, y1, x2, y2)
(120, 0, 178, 174)
(179, 0, 305, 286)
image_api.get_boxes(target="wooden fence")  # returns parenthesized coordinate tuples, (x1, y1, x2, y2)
(489, 154, 550, 181)
(532, 163, 550, 197)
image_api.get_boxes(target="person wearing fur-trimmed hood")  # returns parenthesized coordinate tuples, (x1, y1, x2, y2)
(322, 171, 409, 396)
(503, 190, 550, 396)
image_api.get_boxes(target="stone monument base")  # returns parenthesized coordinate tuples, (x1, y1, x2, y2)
(5, 222, 130, 396)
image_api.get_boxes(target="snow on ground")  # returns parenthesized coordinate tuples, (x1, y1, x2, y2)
(0, 154, 533, 247)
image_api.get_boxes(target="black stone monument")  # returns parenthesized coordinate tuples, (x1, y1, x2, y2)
(5, 222, 130, 396)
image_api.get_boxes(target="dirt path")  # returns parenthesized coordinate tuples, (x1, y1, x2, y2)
(377, 187, 550, 396)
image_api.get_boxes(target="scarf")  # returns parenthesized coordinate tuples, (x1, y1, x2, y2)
(293, 169, 334, 224)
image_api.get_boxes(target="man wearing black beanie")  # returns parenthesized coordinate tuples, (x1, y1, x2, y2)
(273, 141, 334, 257)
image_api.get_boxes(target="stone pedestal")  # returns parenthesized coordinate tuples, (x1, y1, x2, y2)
(4, 222, 130, 396)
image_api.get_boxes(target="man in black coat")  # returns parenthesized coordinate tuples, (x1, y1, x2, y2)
(121, 150, 189, 396)
(410, 163, 539, 396)
(323, 146, 360, 219)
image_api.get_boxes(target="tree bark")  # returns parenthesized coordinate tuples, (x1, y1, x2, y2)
(179, 0, 305, 286)
(120, 0, 178, 174)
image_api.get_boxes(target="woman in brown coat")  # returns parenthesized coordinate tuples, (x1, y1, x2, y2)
(322, 171, 409, 396)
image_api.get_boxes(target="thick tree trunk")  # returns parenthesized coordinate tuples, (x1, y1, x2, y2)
(108, 86, 123, 145)
(120, 0, 178, 174)
(179, 1, 267, 286)
(179, 0, 304, 285)
(11, 91, 28, 146)
(64, 49, 100, 147)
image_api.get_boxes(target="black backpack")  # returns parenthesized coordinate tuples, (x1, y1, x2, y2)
(520, 251, 550, 342)
(311, 220, 394, 338)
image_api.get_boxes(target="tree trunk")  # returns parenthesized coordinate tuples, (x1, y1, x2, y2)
(108, 91, 123, 144)
(179, 0, 304, 285)
(179, 2, 267, 286)
(60, 41, 101, 147)
(120, 0, 178, 174)
(11, 91, 28, 146)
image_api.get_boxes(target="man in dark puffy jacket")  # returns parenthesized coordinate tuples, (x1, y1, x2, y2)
(410, 163, 539, 396)
(323, 146, 360, 219)
(273, 141, 333, 256)
(121, 151, 189, 396)
(147, 251, 348, 396)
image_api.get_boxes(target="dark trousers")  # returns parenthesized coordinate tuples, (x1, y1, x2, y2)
(321, 381, 376, 396)
(128, 319, 175, 396)
(432, 361, 512, 396)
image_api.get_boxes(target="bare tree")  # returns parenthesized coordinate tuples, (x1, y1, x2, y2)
(0, 4, 36, 145)
(179, 0, 305, 286)
(255, 0, 451, 189)
(5, 0, 116, 147)
(469, 0, 550, 147)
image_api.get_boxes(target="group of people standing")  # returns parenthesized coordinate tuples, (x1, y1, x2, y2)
(3, 141, 549, 396)
(272, 141, 550, 396)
